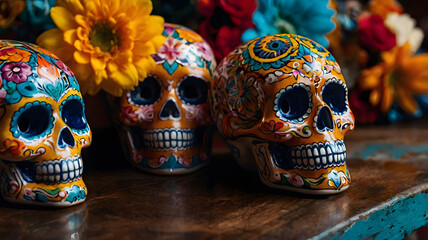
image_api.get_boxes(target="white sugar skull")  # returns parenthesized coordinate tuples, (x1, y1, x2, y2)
(0, 41, 91, 206)
(110, 24, 216, 174)
(211, 34, 355, 194)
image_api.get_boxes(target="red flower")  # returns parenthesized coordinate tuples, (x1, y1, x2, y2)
(120, 106, 136, 122)
(349, 89, 379, 124)
(200, 22, 245, 62)
(199, 0, 256, 61)
(218, 0, 257, 28)
(358, 14, 396, 52)
(260, 120, 286, 136)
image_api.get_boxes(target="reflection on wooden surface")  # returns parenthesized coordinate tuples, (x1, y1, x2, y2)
(1, 118, 428, 239)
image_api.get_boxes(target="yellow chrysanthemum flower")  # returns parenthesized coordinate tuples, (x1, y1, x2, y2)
(359, 43, 428, 114)
(37, 0, 165, 96)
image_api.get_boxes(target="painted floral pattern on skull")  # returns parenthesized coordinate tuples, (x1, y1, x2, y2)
(112, 24, 216, 174)
(211, 34, 354, 194)
(0, 40, 91, 206)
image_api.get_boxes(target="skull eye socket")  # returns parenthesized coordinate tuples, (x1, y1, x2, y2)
(130, 76, 161, 106)
(322, 79, 348, 114)
(60, 95, 88, 134)
(11, 101, 54, 140)
(274, 83, 312, 123)
(178, 76, 208, 105)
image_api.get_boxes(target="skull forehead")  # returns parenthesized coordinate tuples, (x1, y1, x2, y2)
(239, 34, 339, 75)
(211, 34, 353, 140)
(0, 40, 80, 106)
(213, 34, 345, 107)
(150, 23, 215, 83)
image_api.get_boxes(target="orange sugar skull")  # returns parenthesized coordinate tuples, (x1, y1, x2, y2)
(211, 34, 355, 194)
(0, 41, 91, 206)
(113, 24, 216, 174)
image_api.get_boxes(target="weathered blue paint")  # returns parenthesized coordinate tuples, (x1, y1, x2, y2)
(312, 191, 428, 240)
(350, 143, 428, 160)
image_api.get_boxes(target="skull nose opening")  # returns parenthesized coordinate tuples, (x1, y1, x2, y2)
(58, 127, 76, 149)
(160, 99, 181, 120)
(316, 106, 334, 131)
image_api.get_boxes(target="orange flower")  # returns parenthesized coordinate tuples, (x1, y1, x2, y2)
(359, 43, 428, 114)
(369, 0, 402, 19)
(0, 47, 31, 62)
(36, 0, 165, 96)
(37, 56, 60, 83)
(0, 139, 27, 156)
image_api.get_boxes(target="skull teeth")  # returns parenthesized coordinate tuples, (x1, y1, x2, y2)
(35, 157, 83, 183)
(142, 128, 195, 151)
(291, 140, 346, 170)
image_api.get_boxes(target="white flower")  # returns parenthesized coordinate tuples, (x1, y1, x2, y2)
(385, 13, 424, 53)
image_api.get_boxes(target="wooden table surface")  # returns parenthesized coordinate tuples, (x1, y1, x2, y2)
(1, 118, 428, 240)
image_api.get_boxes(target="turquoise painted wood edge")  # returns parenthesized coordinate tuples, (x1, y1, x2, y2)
(311, 184, 428, 240)
(349, 143, 428, 161)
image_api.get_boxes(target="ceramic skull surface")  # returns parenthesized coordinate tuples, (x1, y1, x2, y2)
(0, 41, 91, 206)
(113, 24, 216, 174)
(211, 34, 355, 194)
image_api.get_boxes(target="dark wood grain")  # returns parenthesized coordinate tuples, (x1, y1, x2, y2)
(1, 118, 428, 240)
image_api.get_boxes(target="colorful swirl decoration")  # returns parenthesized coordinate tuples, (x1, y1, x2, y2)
(0, 40, 91, 206)
(0, 41, 81, 111)
(212, 34, 342, 139)
(151, 23, 215, 76)
(241, 34, 337, 73)
(211, 33, 354, 193)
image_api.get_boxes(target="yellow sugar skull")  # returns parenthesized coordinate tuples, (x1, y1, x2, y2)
(0, 41, 91, 206)
(112, 24, 216, 174)
(211, 34, 354, 194)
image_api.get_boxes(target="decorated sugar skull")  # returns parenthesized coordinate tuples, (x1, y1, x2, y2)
(211, 34, 355, 194)
(112, 24, 216, 174)
(0, 41, 91, 206)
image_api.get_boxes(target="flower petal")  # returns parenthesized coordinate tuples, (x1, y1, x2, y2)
(51, 6, 78, 31)
(74, 51, 90, 64)
(130, 0, 153, 16)
(396, 88, 418, 114)
(135, 57, 155, 79)
(133, 41, 156, 59)
(69, 0, 85, 13)
(68, 61, 90, 79)
(151, 35, 167, 50)
(107, 61, 118, 74)
(94, 70, 107, 85)
(36, 29, 65, 50)
(133, 16, 164, 42)
(64, 29, 77, 45)
(75, 14, 91, 30)
(102, 80, 123, 97)
(106, 64, 139, 96)
(359, 66, 384, 89)
(36, 29, 73, 61)
(369, 88, 381, 106)
(400, 54, 428, 74)
(380, 85, 393, 113)
(90, 56, 107, 72)
(405, 79, 428, 95)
